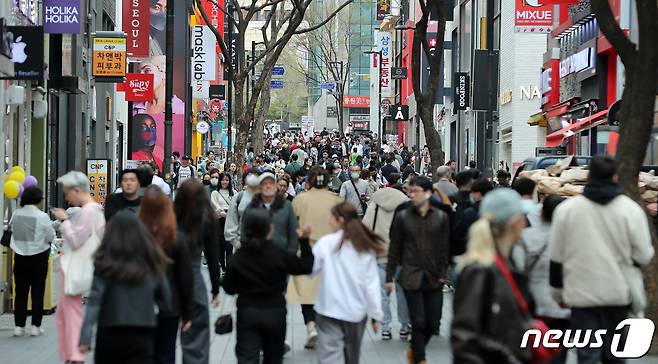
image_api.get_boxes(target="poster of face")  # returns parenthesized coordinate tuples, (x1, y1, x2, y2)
(129, 0, 187, 172)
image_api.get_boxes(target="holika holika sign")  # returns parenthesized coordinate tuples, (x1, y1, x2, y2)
(43, 0, 81, 34)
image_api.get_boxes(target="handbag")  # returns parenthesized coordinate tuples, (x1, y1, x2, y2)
(60, 215, 101, 296)
(214, 314, 233, 335)
(1, 214, 14, 247)
(496, 254, 561, 364)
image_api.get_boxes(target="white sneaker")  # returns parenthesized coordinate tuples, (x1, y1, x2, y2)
(30, 326, 44, 336)
(13, 327, 25, 337)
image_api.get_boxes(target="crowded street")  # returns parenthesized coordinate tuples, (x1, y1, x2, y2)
(1, 0, 658, 363)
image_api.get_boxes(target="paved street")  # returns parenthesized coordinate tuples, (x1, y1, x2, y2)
(2, 272, 658, 364)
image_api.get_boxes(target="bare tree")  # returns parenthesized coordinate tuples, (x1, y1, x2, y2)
(195, 0, 352, 182)
(411, 0, 446, 180)
(591, 0, 658, 351)
(293, 4, 351, 132)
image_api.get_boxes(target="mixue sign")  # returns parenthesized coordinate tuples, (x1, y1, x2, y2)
(521, 318, 655, 359)
(515, 0, 553, 33)
(125, 73, 154, 102)
(43, 0, 81, 34)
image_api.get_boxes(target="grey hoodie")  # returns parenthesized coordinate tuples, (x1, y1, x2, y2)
(362, 187, 409, 263)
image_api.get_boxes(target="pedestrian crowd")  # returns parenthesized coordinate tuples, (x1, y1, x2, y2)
(6, 125, 655, 364)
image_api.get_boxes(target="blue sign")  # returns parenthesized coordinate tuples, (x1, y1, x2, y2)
(271, 80, 284, 89)
(272, 66, 285, 76)
(320, 83, 335, 90)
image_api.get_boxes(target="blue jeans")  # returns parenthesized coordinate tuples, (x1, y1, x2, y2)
(378, 263, 410, 331)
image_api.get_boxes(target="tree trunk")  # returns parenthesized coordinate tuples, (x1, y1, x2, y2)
(253, 73, 273, 155)
(420, 106, 444, 179)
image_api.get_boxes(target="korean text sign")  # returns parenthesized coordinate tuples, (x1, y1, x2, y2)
(92, 37, 126, 77)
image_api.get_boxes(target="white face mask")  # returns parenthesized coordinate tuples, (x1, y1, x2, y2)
(210, 178, 219, 187)
(351, 172, 360, 180)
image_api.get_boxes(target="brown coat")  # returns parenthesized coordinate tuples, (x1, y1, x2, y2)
(286, 188, 343, 304)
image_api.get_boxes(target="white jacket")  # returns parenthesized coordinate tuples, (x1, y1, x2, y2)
(550, 195, 654, 307)
(312, 230, 383, 323)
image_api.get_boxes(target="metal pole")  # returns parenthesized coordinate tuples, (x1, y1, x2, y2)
(226, 4, 233, 160)
(485, 0, 496, 176)
(163, 0, 174, 175)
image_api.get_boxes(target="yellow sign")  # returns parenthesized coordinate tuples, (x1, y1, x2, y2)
(92, 37, 126, 77)
(87, 159, 110, 205)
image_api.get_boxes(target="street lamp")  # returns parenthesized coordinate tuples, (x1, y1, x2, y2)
(364, 50, 383, 143)
(247, 41, 266, 102)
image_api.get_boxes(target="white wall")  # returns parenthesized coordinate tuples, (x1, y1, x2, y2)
(497, 0, 546, 168)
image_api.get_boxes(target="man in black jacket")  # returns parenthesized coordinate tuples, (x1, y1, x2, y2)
(386, 176, 450, 364)
(104, 169, 142, 221)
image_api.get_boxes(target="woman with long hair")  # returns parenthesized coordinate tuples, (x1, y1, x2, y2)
(312, 201, 384, 364)
(223, 208, 314, 363)
(174, 180, 221, 364)
(210, 173, 237, 272)
(277, 174, 294, 201)
(286, 166, 343, 349)
(79, 211, 170, 363)
(451, 189, 533, 363)
(138, 186, 194, 364)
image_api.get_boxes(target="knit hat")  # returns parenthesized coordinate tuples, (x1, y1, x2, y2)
(479, 188, 524, 224)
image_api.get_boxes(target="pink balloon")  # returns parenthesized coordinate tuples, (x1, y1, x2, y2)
(23, 175, 38, 188)
(17, 184, 24, 199)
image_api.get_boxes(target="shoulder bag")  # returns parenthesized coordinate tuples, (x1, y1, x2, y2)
(496, 254, 561, 364)
(60, 214, 101, 296)
(350, 180, 368, 214)
(1, 215, 13, 247)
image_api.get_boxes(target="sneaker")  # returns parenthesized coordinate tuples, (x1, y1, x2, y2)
(30, 326, 44, 336)
(443, 283, 454, 293)
(399, 326, 410, 341)
(304, 330, 318, 349)
(13, 327, 25, 337)
(381, 329, 392, 340)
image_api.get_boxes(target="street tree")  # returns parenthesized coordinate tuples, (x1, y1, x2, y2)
(293, 3, 351, 132)
(196, 0, 352, 182)
(411, 0, 446, 180)
(591, 0, 658, 351)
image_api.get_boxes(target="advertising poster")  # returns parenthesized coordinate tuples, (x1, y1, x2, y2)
(128, 0, 187, 173)
(122, 0, 149, 57)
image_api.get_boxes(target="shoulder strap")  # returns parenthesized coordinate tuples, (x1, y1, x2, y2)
(235, 191, 244, 207)
(495, 254, 530, 314)
(524, 240, 549, 273)
(372, 204, 380, 230)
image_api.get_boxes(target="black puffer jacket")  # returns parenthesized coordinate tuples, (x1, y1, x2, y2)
(451, 262, 533, 364)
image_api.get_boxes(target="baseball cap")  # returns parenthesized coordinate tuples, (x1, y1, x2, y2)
(258, 172, 276, 184)
(182, 155, 193, 161)
(479, 189, 524, 224)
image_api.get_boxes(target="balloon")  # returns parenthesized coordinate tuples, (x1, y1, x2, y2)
(17, 184, 24, 198)
(23, 175, 38, 188)
(4, 180, 20, 199)
(8, 171, 25, 184)
(11, 166, 25, 175)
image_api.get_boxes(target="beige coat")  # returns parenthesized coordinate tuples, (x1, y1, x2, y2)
(286, 188, 343, 304)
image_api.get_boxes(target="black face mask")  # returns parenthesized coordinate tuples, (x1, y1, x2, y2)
(203, 180, 211, 186)
(151, 12, 166, 31)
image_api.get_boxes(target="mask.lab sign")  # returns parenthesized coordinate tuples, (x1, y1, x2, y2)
(191, 25, 216, 81)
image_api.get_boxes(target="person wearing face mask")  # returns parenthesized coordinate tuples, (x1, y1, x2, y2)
(224, 170, 260, 250)
(386, 176, 450, 364)
(201, 173, 212, 194)
(211, 173, 237, 272)
(329, 162, 344, 194)
(132, 114, 164, 171)
(339, 165, 371, 218)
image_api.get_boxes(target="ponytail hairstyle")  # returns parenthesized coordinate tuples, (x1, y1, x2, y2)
(331, 202, 385, 255)
(455, 214, 510, 272)
(307, 166, 330, 189)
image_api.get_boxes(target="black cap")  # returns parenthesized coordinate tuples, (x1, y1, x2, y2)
(183, 155, 193, 161)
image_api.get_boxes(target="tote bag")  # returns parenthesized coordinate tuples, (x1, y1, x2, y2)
(60, 216, 101, 296)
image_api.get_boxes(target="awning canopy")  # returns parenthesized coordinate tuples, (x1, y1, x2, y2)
(544, 109, 609, 147)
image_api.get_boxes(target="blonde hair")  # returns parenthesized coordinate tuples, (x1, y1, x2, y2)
(455, 214, 502, 272)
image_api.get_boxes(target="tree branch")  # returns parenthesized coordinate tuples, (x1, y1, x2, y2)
(293, 1, 352, 35)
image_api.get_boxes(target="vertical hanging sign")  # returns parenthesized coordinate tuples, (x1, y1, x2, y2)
(376, 31, 392, 97)
(376, 0, 390, 20)
(123, 0, 150, 57)
(191, 25, 216, 81)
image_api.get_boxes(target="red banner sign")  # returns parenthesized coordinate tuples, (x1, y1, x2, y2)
(343, 96, 370, 108)
(514, 0, 553, 33)
(122, 0, 149, 57)
(125, 73, 154, 101)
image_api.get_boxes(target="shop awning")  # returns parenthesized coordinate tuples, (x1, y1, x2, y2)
(528, 112, 548, 127)
(544, 109, 609, 147)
